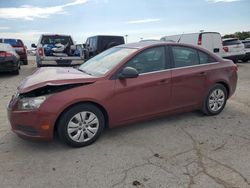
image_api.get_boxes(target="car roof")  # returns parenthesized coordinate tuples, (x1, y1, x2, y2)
(88, 35, 124, 38)
(116, 41, 206, 50)
(42, 34, 70, 37)
(117, 41, 168, 49)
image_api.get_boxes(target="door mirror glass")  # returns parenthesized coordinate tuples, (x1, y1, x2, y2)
(31, 43, 37, 48)
(119, 67, 139, 79)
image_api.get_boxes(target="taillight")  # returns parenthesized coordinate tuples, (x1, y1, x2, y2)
(223, 46, 229, 52)
(37, 48, 44, 56)
(6, 52, 12, 57)
(23, 47, 27, 54)
(0, 52, 12, 57)
(0, 52, 5, 57)
(198, 35, 202, 45)
(234, 65, 238, 71)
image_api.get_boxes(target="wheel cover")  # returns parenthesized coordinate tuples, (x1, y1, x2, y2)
(67, 111, 99, 143)
(208, 89, 225, 112)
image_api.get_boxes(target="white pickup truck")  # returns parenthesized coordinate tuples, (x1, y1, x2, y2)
(32, 34, 84, 67)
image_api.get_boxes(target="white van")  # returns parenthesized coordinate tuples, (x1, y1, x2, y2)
(161, 32, 224, 57)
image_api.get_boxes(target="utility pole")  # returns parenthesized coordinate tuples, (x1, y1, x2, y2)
(125, 35, 128, 43)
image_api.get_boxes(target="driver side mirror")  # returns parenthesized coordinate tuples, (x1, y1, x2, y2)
(31, 43, 37, 48)
(119, 67, 139, 79)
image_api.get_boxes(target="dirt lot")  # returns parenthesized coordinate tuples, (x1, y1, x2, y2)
(0, 57, 250, 188)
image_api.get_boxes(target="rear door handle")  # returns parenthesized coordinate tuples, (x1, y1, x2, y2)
(158, 79, 170, 85)
(198, 71, 206, 76)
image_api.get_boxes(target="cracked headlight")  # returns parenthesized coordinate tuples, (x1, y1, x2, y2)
(18, 96, 47, 110)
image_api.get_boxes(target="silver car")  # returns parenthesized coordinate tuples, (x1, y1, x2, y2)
(0, 43, 20, 75)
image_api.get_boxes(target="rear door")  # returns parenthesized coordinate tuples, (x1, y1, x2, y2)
(169, 45, 208, 109)
(201, 33, 213, 52)
(111, 46, 172, 124)
(211, 33, 223, 57)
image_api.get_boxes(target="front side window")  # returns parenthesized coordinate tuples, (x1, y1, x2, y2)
(171, 46, 199, 68)
(125, 47, 166, 74)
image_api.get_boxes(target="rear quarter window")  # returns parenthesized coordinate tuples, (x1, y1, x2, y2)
(198, 51, 216, 64)
(171, 46, 199, 68)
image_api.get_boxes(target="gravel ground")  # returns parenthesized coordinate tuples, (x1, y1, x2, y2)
(0, 57, 250, 188)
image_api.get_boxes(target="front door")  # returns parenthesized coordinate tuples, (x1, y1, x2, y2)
(110, 46, 172, 125)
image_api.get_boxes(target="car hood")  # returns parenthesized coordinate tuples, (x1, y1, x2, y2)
(18, 67, 99, 93)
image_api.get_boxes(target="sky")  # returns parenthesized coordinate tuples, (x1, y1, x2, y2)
(0, 0, 249, 48)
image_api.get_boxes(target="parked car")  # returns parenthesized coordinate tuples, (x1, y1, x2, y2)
(0, 38, 28, 65)
(31, 34, 84, 67)
(84, 35, 125, 60)
(161, 32, 224, 57)
(8, 41, 238, 147)
(241, 40, 250, 62)
(222, 38, 245, 63)
(0, 43, 20, 74)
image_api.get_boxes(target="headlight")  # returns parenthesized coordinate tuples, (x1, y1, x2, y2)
(18, 96, 47, 110)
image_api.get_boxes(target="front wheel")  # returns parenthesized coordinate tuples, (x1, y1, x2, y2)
(202, 84, 228, 116)
(58, 104, 105, 147)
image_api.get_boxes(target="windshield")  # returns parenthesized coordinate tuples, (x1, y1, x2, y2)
(78, 47, 137, 76)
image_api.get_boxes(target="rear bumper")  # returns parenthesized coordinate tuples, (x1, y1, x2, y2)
(0, 61, 19, 72)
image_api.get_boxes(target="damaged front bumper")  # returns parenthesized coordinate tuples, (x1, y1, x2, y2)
(7, 92, 55, 141)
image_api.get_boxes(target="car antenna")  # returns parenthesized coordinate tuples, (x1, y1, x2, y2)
(177, 33, 183, 43)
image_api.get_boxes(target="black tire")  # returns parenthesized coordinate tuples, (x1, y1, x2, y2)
(23, 59, 28, 65)
(13, 69, 19, 75)
(57, 103, 105, 147)
(242, 57, 249, 63)
(202, 84, 228, 116)
(233, 60, 238, 64)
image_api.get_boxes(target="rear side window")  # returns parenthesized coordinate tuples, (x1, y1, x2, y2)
(41, 36, 73, 45)
(171, 46, 199, 68)
(242, 41, 250, 48)
(198, 51, 216, 64)
(125, 47, 166, 74)
(223, 39, 241, 46)
(98, 37, 124, 52)
(2, 39, 23, 47)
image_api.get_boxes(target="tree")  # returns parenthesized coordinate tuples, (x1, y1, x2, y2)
(223, 31, 250, 40)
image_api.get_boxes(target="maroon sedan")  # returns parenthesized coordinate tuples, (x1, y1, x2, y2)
(8, 42, 238, 147)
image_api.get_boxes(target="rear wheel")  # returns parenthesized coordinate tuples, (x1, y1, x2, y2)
(58, 104, 105, 147)
(242, 57, 249, 62)
(202, 84, 228, 115)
